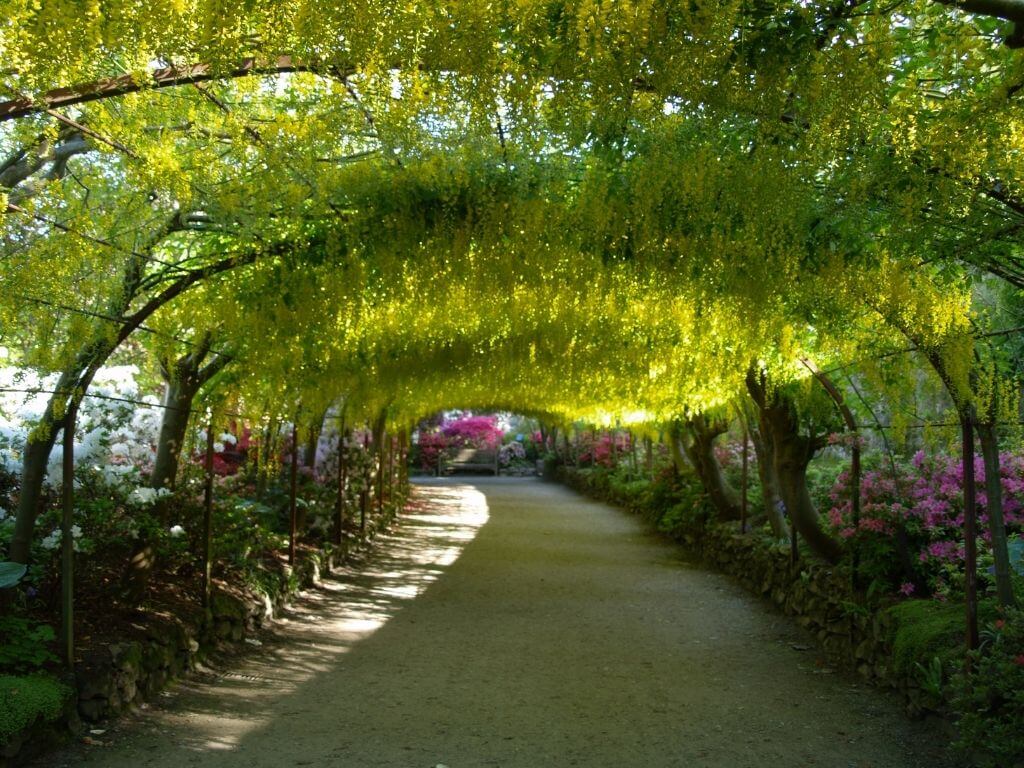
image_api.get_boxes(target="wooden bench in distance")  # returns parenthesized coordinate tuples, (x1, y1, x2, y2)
(438, 447, 500, 476)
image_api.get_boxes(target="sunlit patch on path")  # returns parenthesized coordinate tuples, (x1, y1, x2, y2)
(46, 479, 953, 768)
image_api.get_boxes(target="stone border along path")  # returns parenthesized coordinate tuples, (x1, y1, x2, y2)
(43, 477, 956, 768)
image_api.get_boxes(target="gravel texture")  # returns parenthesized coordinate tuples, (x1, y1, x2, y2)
(45, 477, 955, 768)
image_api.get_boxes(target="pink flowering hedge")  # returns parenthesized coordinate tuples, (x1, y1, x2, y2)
(827, 450, 1024, 597)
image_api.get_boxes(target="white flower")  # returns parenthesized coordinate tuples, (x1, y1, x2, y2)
(169, 525, 185, 538)
(128, 487, 169, 506)
(40, 530, 61, 550)
(70, 524, 82, 538)
(0, 507, 6, 521)
(213, 442, 225, 453)
(220, 433, 237, 445)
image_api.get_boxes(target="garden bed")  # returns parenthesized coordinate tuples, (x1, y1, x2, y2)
(0, 505, 400, 768)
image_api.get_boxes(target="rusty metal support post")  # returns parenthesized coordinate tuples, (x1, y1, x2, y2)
(60, 402, 78, 668)
(377, 430, 385, 515)
(963, 416, 980, 653)
(202, 417, 215, 608)
(388, 435, 395, 502)
(361, 431, 370, 533)
(335, 426, 348, 547)
(740, 430, 748, 535)
(288, 421, 298, 565)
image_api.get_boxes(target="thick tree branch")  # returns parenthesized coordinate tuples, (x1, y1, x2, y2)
(0, 56, 335, 121)
(0, 132, 90, 190)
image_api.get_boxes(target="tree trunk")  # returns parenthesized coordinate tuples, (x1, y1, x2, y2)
(256, 419, 277, 501)
(749, 423, 788, 539)
(150, 377, 200, 490)
(150, 343, 229, 490)
(10, 362, 97, 564)
(747, 369, 842, 563)
(372, 412, 387, 515)
(682, 414, 742, 522)
(9, 218, 259, 564)
(978, 421, 1016, 607)
(335, 426, 349, 547)
(667, 421, 690, 476)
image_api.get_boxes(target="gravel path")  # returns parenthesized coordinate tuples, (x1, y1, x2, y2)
(47, 478, 955, 768)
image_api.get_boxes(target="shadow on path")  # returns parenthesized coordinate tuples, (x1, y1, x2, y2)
(45, 478, 955, 768)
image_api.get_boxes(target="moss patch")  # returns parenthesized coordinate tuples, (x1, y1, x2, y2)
(0, 674, 71, 746)
(887, 599, 998, 676)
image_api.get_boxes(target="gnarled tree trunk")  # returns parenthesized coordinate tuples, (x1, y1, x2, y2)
(667, 421, 690, 476)
(150, 340, 230, 490)
(747, 369, 843, 563)
(746, 416, 788, 539)
(681, 414, 742, 522)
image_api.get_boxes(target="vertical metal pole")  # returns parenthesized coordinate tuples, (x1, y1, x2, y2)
(963, 416, 980, 652)
(740, 431, 748, 535)
(60, 402, 77, 668)
(361, 431, 369, 533)
(400, 430, 409, 491)
(377, 430, 385, 515)
(629, 432, 638, 477)
(335, 426, 348, 547)
(289, 421, 298, 565)
(851, 431, 862, 590)
(387, 436, 395, 502)
(202, 417, 215, 608)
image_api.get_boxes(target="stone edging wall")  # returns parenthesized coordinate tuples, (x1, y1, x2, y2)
(557, 468, 935, 716)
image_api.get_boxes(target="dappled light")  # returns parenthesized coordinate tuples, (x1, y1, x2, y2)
(132, 483, 489, 755)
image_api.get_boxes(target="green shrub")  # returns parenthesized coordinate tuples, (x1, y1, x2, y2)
(656, 499, 710, 538)
(950, 607, 1024, 767)
(0, 616, 57, 672)
(0, 674, 70, 746)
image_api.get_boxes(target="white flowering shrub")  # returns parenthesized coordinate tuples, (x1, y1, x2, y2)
(127, 487, 172, 507)
(0, 365, 161, 489)
(499, 440, 527, 466)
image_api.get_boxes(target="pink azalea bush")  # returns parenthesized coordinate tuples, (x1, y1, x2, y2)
(416, 414, 505, 471)
(577, 432, 631, 468)
(417, 431, 449, 471)
(827, 449, 1024, 597)
(441, 415, 503, 449)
